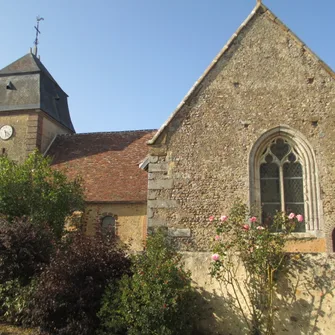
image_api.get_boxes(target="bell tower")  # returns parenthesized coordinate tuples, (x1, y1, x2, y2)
(0, 50, 75, 162)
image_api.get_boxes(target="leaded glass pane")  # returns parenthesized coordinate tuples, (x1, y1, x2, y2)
(261, 179, 281, 202)
(288, 153, 296, 162)
(270, 139, 289, 160)
(283, 162, 305, 231)
(283, 162, 302, 177)
(284, 179, 303, 203)
(259, 137, 306, 232)
(260, 163, 279, 178)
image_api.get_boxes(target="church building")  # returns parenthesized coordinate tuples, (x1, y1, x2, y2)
(0, 2, 334, 333)
(0, 2, 334, 253)
(0, 48, 154, 250)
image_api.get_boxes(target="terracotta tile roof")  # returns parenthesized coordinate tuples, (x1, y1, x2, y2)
(47, 130, 156, 202)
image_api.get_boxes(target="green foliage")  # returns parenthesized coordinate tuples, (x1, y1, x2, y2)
(0, 151, 84, 238)
(0, 218, 54, 325)
(0, 279, 36, 325)
(98, 230, 197, 335)
(31, 233, 131, 335)
(210, 201, 300, 335)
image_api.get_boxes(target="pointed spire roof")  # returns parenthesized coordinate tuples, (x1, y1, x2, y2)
(0, 51, 74, 132)
(0, 52, 60, 90)
(148, 2, 335, 145)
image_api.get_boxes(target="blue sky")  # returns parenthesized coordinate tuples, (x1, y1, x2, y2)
(0, 0, 334, 133)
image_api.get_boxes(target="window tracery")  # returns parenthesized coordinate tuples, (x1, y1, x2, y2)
(249, 126, 322, 235)
(260, 138, 305, 231)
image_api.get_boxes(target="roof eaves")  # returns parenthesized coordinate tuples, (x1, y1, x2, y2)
(55, 129, 157, 137)
(148, 2, 263, 145)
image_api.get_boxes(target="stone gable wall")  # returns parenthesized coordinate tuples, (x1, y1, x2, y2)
(147, 10, 335, 252)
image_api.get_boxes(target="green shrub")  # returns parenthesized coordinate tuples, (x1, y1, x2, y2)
(98, 230, 197, 335)
(31, 233, 131, 335)
(0, 217, 54, 286)
(0, 218, 53, 325)
(0, 279, 36, 325)
(0, 151, 84, 238)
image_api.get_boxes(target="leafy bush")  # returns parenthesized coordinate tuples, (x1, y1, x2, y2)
(0, 151, 84, 238)
(98, 230, 197, 335)
(0, 217, 54, 285)
(0, 279, 36, 325)
(0, 217, 54, 324)
(31, 233, 130, 335)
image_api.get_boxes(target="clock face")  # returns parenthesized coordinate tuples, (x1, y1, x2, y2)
(0, 125, 14, 140)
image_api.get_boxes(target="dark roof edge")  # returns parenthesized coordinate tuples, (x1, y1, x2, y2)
(55, 129, 157, 137)
(0, 70, 40, 77)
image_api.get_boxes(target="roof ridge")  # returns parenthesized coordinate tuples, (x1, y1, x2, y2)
(0, 53, 63, 88)
(57, 129, 157, 137)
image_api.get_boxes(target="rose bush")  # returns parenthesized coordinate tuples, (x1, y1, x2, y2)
(210, 201, 303, 335)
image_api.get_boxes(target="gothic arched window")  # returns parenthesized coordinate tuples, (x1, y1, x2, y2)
(260, 138, 304, 231)
(250, 126, 322, 234)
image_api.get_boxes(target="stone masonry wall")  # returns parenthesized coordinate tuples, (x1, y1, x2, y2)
(147, 8, 335, 252)
(184, 252, 335, 335)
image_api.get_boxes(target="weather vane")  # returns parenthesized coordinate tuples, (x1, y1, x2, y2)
(33, 15, 44, 55)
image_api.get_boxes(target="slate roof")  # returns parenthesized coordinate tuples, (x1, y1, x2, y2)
(0, 52, 57, 84)
(0, 53, 75, 132)
(46, 130, 156, 203)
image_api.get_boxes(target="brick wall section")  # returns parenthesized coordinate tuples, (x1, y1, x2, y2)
(147, 6, 335, 252)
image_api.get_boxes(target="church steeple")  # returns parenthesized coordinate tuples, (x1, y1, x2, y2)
(0, 53, 75, 162)
(0, 53, 75, 132)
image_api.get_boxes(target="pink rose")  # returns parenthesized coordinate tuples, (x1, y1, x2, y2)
(249, 216, 257, 223)
(211, 253, 220, 261)
(209, 216, 215, 222)
(220, 215, 228, 222)
(242, 224, 250, 231)
(296, 214, 304, 222)
(256, 226, 265, 230)
(214, 235, 220, 241)
(288, 213, 295, 220)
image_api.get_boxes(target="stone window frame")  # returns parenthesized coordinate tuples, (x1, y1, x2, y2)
(99, 212, 118, 237)
(249, 125, 323, 237)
